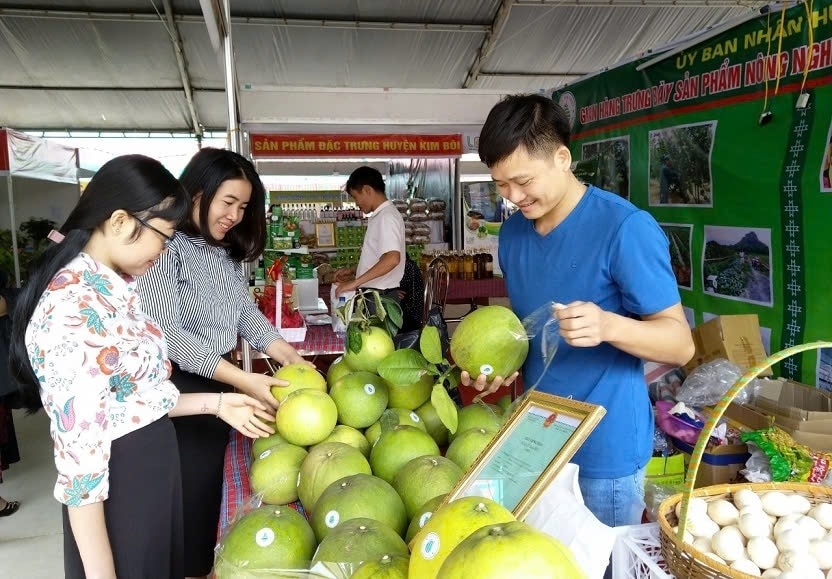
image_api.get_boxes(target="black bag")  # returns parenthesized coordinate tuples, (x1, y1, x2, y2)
(392, 305, 450, 357)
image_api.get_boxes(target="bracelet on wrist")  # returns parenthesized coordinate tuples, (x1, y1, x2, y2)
(216, 392, 223, 418)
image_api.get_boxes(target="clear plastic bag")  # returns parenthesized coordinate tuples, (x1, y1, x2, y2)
(214, 492, 407, 579)
(676, 358, 760, 407)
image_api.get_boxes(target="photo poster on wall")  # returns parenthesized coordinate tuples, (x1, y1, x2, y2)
(461, 182, 513, 277)
(554, 0, 832, 383)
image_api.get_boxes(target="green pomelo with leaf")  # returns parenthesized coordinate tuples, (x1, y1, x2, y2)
(297, 442, 371, 512)
(312, 517, 409, 571)
(320, 424, 371, 458)
(329, 371, 389, 429)
(365, 408, 426, 448)
(445, 428, 496, 472)
(271, 362, 328, 403)
(310, 473, 407, 541)
(369, 425, 440, 484)
(249, 443, 308, 505)
(450, 305, 529, 379)
(393, 456, 463, 519)
(438, 521, 585, 579)
(344, 325, 395, 374)
(215, 505, 316, 577)
(385, 372, 434, 410)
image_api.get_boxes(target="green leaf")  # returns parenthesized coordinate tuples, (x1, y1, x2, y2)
(377, 349, 430, 385)
(379, 409, 400, 433)
(443, 367, 462, 390)
(373, 291, 386, 321)
(420, 326, 443, 365)
(383, 317, 399, 339)
(431, 384, 459, 434)
(347, 323, 362, 354)
(383, 299, 404, 329)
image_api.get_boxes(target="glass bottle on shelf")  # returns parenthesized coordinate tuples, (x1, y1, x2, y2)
(446, 251, 459, 280)
(484, 252, 494, 279)
(462, 251, 474, 281)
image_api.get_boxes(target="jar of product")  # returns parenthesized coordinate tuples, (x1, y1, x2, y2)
(484, 252, 494, 278)
(462, 251, 474, 281)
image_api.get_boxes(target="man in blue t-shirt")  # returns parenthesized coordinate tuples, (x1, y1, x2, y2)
(463, 94, 694, 528)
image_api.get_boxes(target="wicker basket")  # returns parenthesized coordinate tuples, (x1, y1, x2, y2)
(656, 340, 832, 579)
(658, 482, 832, 578)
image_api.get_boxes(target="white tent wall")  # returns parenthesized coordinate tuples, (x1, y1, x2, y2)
(0, 178, 79, 232)
(0, 129, 80, 286)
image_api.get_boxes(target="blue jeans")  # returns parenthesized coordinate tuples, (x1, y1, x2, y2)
(578, 467, 646, 528)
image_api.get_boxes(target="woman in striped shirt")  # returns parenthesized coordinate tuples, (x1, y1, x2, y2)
(137, 148, 309, 579)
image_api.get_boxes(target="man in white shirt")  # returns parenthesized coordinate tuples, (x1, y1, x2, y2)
(334, 166, 406, 300)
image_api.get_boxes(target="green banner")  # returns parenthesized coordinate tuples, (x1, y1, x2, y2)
(553, 0, 832, 385)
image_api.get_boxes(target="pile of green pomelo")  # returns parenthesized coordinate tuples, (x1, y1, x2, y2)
(214, 305, 585, 578)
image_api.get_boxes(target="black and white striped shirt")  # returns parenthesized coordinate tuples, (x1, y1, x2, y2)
(136, 231, 282, 378)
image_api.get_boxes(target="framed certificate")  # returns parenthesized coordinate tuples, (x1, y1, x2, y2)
(315, 222, 336, 247)
(444, 391, 606, 520)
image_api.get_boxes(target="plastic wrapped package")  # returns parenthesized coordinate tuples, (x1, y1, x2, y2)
(675, 358, 761, 407)
(214, 494, 410, 579)
(741, 427, 832, 486)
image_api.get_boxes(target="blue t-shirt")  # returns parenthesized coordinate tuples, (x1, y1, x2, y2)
(498, 186, 680, 479)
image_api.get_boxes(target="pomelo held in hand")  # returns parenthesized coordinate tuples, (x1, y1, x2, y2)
(439, 521, 586, 578)
(450, 305, 529, 379)
(271, 362, 327, 402)
(275, 389, 337, 447)
(214, 505, 316, 578)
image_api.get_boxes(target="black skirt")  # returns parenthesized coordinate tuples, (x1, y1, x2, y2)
(169, 363, 233, 577)
(63, 416, 184, 579)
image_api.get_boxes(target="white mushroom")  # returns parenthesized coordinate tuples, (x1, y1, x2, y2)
(747, 536, 779, 570)
(708, 499, 741, 526)
(809, 504, 832, 530)
(712, 526, 748, 562)
(731, 558, 762, 576)
(735, 489, 764, 511)
(762, 491, 794, 517)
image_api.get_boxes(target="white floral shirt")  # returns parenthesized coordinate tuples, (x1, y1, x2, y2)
(25, 253, 179, 506)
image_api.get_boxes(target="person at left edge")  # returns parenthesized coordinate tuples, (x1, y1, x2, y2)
(9, 154, 273, 579)
(137, 148, 311, 579)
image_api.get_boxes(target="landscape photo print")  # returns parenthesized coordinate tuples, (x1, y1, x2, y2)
(649, 121, 717, 207)
(659, 223, 693, 290)
(702, 225, 773, 306)
(581, 136, 630, 199)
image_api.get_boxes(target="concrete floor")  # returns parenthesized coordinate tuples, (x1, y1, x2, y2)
(0, 409, 63, 578)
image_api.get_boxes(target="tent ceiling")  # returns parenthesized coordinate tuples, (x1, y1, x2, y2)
(0, 0, 767, 132)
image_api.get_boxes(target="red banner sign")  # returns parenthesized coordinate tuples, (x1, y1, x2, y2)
(250, 133, 463, 158)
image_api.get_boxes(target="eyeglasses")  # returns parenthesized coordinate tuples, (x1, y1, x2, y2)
(133, 216, 174, 248)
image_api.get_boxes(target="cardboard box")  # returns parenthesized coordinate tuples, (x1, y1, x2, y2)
(683, 315, 771, 377)
(750, 379, 832, 451)
(671, 403, 775, 488)
(645, 453, 686, 486)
